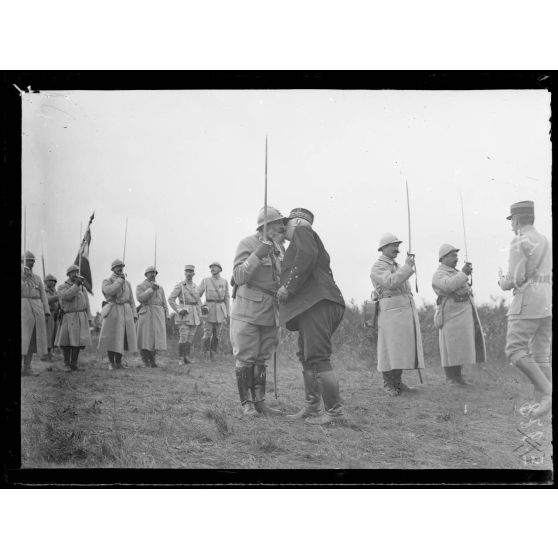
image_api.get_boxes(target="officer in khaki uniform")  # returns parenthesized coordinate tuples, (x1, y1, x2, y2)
(168, 265, 202, 364)
(230, 207, 285, 417)
(498, 201, 552, 419)
(370, 234, 425, 395)
(198, 262, 230, 360)
(432, 244, 486, 385)
(43, 273, 60, 361)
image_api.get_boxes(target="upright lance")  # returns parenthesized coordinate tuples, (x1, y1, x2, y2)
(122, 216, 128, 266)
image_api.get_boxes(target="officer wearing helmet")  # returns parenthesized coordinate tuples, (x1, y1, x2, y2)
(432, 244, 486, 385)
(98, 259, 138, 370)
(21, 251, 50, 375)
(136, 265, 169, 368)
(498, 200, 552, 419)
(230, 206, 285, 417)
(370, 233, 424, 395)
(42, 273, 60, 361)
(56, 264, 93, 371)
(198, 262, 230, 360)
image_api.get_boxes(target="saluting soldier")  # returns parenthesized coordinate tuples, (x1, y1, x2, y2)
(56, 265, 93, 371)
(498, 200, 552, 419)
(370, 233, 425, 395)
(136, 265, 169, 368)
(432, 244, 486, 385)
(277, 208, 346, 425)
(21, 251, 50, 376)
(198, 262, 230, 360)
(168, 264, 202, 364)
(98, 259, 138, 370)
(42, 273, 60, 361)
(230, 207, 285, 417)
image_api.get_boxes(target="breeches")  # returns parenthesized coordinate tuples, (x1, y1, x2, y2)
(296, 300, 344, 372)
(203, 321, 222, 339)
(230, 318, 279, 367)
(505, 316, 552, 364)
(178, 324, 198, 343)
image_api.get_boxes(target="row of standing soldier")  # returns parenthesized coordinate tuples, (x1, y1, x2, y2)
(21, 199, 551, 421)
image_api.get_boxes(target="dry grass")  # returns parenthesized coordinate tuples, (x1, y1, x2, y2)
(20, 333, 552, 470)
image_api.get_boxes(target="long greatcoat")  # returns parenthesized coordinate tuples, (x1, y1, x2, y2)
(198, 276, 230, 323)
(21, 270, 50, 355)
(370, 255, 425, 372)
(136, 280, 169, 351)
(98, 274, 138, 353)
(45, 285, 60, 349)
(55, 280, 92, 348)
(432, 264, 486, 366)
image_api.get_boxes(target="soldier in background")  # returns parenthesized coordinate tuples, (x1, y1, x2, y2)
(136, 265, 169, 368)
(499, 200, 552, 419)
(198, 262, 230, 360)
(168, 265, 202, 364)
(277, 208, 346, 425)
(42, 273, 60, 362)
(21, 251, 50, 376)
(370, 234, 425, 395)
(432, 244, 486, 385)
(56, 265, 93, 371)
(98, 259, 138, 370)
(230, 207, 285, 417)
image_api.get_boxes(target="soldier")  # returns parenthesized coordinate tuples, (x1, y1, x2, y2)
(42, 273, 60, 362)
(498, 200, 552, 419)
(198, 262, 230, 360)
(230, 206, 285, 417)
(98, 259, 138, 370)
(277, 208, 346, 425)
(56, 265, 93, 371)
(432, 244, 486, 385)
(168, 265, 202, 364)
(136, 265, 169, 368)
(21, 251, 50, 376)
(370, 233, 425, 395)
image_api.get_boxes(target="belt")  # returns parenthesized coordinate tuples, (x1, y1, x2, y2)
(63, 309, 87, 313)
(111, 301, 129, 305)
(22, 296, 41, 299)
(377, 292, 412, 300)
(206, 299, 225, 303)
(245, 283, 277, 297)
(183, 302, 198, 306)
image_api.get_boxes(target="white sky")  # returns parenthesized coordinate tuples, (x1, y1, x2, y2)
(21, 89, 552, 313)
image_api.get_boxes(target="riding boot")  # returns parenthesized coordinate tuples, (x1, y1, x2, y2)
(178, 343, 186, 364)
(70, 347, 82, 371)
(62, 347, 72, 368)
(514, 357, 552, 418)
(287, 368, 322, 419)
(184, 342, 194, 364)
(115, 352, 124, 369)
(253, 364, 282, 416)
(395, 369, 417, 392)
(140, 349, 151, 367)
(235, 366, 258, 416)
(305, 369, 343, 425)
(149, 351, 158, 368)
(382, 370, 400, 396)
(210, 335, 219, 353)
(444, 366, 463, 385)
(107, 351, 116, 370)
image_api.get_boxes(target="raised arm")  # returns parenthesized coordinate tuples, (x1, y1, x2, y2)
(370, 261, 414, 289)
(432, 270, 469, 294)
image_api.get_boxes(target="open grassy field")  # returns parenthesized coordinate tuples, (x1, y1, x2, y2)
(21, 333, 552, 470)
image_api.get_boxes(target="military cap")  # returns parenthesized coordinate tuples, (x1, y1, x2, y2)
(256, 206, 285, 228)
(438, 244, 459, 261)
(287, 208, 314, 225)
(111, 259, 125, 270)
(507, 200, 535, 220)
(144, 265, 158, 276)
(378, 233, 403, 251)
(66, 264, 80, 275)
(184, 264, 195, 272)
(21, 251, 36, 261)
(45, 274, 57, 282)
(209, 262, 223, 271)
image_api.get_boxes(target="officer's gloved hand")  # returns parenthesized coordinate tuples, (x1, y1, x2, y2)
(462, 262, 473, 276)
(151, 283, 159, 290)
(254, 241, 273, 259)
(405, 253, 415, 267)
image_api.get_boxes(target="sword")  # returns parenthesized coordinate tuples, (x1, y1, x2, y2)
(459, 191, 472, 286)
(40, 234, 46, 281)
(405, 179, 418, 293)
(22, 205, 29, 272)
(154, 233, 157, 268)
(122, 216, 128, 265)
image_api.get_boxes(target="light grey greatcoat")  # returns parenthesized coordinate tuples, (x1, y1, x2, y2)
(97, 274, 138, 353)
(55, 280, 92, 348)
(370, 255, 425, 372)
(432, 264, 486, 367)
(21, 270, 49, 355)
(136, 280, 169, 351)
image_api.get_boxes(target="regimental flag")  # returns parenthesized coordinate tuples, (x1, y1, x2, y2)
(74, 212, 95, 294)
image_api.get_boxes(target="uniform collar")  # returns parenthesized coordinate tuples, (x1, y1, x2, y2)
(439, 263, 457, 272)
(519, 224, 535, 234)
(378, 254, 397, 264)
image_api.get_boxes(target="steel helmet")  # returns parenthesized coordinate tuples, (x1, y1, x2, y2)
(66, 264, 80, 275)
(256, 206, 285, 229)
(209, 262, 222, 271)
(21, 251, 36, 262)
(45, 274, 57, 282)
(144, 265, 158, 276)
(378, 233, 403, 251)
(111, 259, 125, 270)
(438, 244, 459, 261)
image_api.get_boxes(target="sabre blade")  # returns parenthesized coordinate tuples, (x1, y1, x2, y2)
(406, 179, 412, 253)
(123, 216, 128, 264)
(263, 136, 268, 240)
(459, 190, 469, 262)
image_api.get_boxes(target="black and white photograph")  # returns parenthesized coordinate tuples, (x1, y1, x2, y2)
(7, 73, 552, 482)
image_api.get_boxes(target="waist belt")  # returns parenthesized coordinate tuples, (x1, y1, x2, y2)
(377, 292, 412, 300)
(63, 309, 87, 313)
(112, 301, 129, 305)
(245, 283, 277, 297)
(437, 293, 470, 304)
(22, 296, 41, 299)
(183, 302, 198, 305)
(206, 299, 225, 303)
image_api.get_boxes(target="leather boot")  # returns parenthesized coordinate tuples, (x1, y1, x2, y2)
(115, 352, 124, 369)
(149, 351, 158, 368)
(62, 347, 72, 369)
(287, 369, 322, 420)
(445, 366, 465, 385)
(514, 357, 552, 418)
(306, 369, 344, 425)
(395, 369, 417, 392)
(70, 348, 83, 371)
(107, 351, 116, 370)
(253, 365, 282, 416)
(382, 370, 400, 396)
(210, 335, 219, 353)
(203, 337, 211, 357)
(184, 342, 194, 364)
(236, 366, 258, 416)
(140, 349, 151, 367)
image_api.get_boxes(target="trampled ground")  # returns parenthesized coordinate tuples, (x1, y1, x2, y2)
(21, 343, 553, 471)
